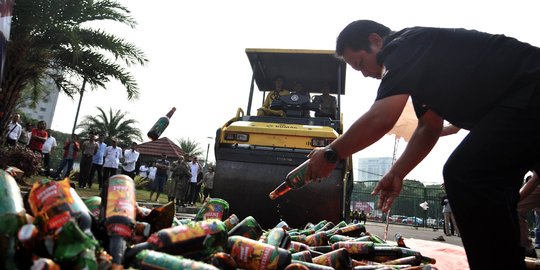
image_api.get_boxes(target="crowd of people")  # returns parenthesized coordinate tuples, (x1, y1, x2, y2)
(4, 116, 214, 206)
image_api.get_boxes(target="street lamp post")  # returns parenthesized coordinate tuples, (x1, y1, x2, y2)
(71, 77, 87, 135)
(204, 136, 213, 171)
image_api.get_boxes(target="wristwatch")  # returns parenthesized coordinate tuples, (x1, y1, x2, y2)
(324, 146, 340, 163)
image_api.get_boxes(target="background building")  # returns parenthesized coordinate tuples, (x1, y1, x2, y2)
(356, 157, 393, 181)
(18, 77, 60, 125)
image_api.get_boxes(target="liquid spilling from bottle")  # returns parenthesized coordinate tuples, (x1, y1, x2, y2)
(269, 160, 311, 200)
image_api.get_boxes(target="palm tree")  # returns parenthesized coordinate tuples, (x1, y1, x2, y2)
(0, 0, 147, 137)
(77, 107, 142, 147)
(177, 138, 204, 158)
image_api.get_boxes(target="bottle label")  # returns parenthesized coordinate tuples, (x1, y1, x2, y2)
(287, 161, 310, 189)
(333, 242, 372, 254)
(30, 179, 73, 216)
(105, 176, 136, 221)
(47, 211, 71, 231)
(156, 221, 220, 247)
(230, 240, 277, 270)
(107, 223, 133, 238)
(198, 202, 226, 220)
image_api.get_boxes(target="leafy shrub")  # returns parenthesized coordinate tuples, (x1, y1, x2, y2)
(134, 175, 149, 190)
(0, 146, 42, 177)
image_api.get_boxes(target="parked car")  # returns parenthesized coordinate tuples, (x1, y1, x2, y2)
(403, 216, 424, 226)
(389, 215, 408, 223)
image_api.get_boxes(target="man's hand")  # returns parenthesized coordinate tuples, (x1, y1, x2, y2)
(306, 147, 337, 182)
(372, 171, 403, 213)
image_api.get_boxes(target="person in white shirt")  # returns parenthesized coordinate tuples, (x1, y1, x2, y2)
(122, 142, 140, 179)
(102, 138, 123, 182)
(5, 113, 21, 147)
(41, 129, 57, 176)
(186, 156, 202, 205)
(139, 163, 149, 178)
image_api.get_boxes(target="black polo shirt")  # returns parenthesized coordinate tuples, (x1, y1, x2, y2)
(376, 27, 540, 129)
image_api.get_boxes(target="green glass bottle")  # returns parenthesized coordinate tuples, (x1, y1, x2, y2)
(103, 174, 137, 268)
(227, 216, 263, 240)
(304, 232, 328, 246)
(53, 220, 99, 262)
(147, 107, 176, 141)
(311, 248, 353, 270)
(195, 198, 230, 221)
(265, 227, 291, 249)
(227, 235, 291, 270)
(330, 241, 375, 260)
(290, 260, 335, 270)
(0, 170, 27, 269)
(269, 159, 311, 200)
(125, 219, 228, 263)
(28, 178, 92, 235)
(333, 223, 366, 237)
(208, 252, 237, 270)
(134, 250, 219, 270)
(83, 196, 102, 218)
(291, 250, 312, 262)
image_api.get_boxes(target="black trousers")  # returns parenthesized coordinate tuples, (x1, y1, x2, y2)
(42, 152, 51, 176)
(89, 163, 103, 188)
(443, 96, 540, 269)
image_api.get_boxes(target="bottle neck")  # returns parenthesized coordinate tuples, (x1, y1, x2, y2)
(166, 107, 176, 118)
(269, 182, 292, 200)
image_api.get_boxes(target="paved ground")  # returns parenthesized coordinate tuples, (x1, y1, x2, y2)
(362, 221, 464, 247)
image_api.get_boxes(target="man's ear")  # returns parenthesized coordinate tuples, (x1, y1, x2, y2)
(368, 33, 384, 49)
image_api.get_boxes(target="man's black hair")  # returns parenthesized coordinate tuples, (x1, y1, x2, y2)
(336, 20, 391, 56)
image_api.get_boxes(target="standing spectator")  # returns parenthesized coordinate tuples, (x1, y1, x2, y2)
(147, 163, 157, 188)
(101, 138, 122, 201)
(441, 194, 460, 237)
(199, 166, 215, 201)
(138, 162, 149, 178)
(185, 157, 202, 205)
(173, 156, 191, 207)
(122, 142, 140, 179)
(4, 113, 21, 146)
(18, 122, 32, 147)
(149, 154, 170, 202)
(102, 138, 123, 181)
(78, 133, 98, 189)
(359, 210, 367, 224)
(28, 120, 48, 154)
(41, 129, 57, 177)
(53, 134, 80, 180)
(89, 134, 107, 189)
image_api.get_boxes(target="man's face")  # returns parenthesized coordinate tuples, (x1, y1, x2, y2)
(98, 135, 104, 142)
(192, 158, 197, 163)
(342, 35, 383, 79)
(38, 122, 46, 129)
(89, 134, 95, 141)
(12, 114, 19, 123)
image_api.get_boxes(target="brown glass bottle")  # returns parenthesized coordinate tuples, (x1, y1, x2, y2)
(147, 107, 176, 141)
(269, 159, 311, 200)
(227, 216, 263, 240)
(311, 248, 353, 270)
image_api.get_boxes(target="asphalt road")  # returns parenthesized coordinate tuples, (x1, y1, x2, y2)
(362, 221, 464, 247)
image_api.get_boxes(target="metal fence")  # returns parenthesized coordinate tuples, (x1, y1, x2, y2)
(351, 180, 536, 230)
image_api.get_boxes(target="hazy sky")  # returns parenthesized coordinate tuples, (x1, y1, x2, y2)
(50, 0, 540, 184)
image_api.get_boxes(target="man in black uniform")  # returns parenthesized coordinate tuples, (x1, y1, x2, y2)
(306, 20, 540, 269)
